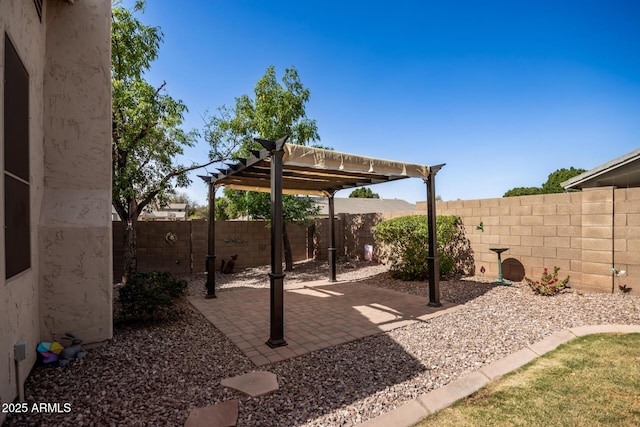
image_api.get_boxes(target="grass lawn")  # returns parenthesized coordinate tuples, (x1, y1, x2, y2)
(414, 333, 640, 427)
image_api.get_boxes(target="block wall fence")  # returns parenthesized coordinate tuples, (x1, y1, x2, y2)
(112, 214, 402, 281)
(112, 220, 309, 281)
(417, 187, 640, 294)
(113, 187, 639, 293)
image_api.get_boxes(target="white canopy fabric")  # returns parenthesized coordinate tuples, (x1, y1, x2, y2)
(213, 143, 431, 197)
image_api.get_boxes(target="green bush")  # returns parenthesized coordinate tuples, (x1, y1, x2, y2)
(373, 215, 463, 280)
(117, 271, 187, 322)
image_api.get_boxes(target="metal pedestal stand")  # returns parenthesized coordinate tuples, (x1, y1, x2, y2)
(490, 247, 511, 285)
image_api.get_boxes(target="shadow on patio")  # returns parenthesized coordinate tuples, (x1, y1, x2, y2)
(188, 280, 459, 366)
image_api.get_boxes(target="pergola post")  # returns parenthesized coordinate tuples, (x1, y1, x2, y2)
(257, 136, 289, 348)
(200, 175, 217, 299)
(425, 166, 443, 307)
(328, 193, 337, 282)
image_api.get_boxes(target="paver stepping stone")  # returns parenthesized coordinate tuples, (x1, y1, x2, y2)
(221, 371, 279, 397)
(184, 399, 238, 427)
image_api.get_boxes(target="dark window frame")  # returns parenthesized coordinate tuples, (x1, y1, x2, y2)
(33, 0, 43, 22)
(4, 34, 31, 280)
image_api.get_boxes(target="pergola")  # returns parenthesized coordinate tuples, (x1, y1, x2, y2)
(200, 136, 444, 348)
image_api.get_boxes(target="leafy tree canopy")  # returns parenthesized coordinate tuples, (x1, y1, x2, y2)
(205, 64, 321, 222)
(503, 187, 543, 197)
(504, 167, 585, 197)
(205, 65, 321, 270)
(111, 0, 234, 278)
(349, 187, 380, 198)
(541, 167, 586, 194)
(206, 65, 321, 158)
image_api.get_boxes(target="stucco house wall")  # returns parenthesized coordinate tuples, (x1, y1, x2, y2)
(0, 0, 46, 417)
(1, 1, 112, 420)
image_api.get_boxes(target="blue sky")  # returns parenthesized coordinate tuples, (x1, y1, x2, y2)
(129, 1, 640, 205)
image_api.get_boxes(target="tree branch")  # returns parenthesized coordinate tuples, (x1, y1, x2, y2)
(136, 156, 224, 217)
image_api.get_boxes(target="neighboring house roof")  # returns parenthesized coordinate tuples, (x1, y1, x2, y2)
(562, 148, 640, 190)
(111, 203, 189, 221)
(140, 209, 188, 221)
(311, 197, 416, 216)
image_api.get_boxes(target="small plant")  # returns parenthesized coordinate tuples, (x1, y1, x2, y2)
(117, 271, 187, 323)
(612, 267, 632, 294)
(525, 266, 570, 296)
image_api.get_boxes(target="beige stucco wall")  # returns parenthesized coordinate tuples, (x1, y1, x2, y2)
(418, 187, 640, 294)
(1, 1, 112, 419)
(39, 0, 112, 342)
(0, 0, 47, 417)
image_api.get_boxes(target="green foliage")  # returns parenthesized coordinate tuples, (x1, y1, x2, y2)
(214, 196, 230, 220)
(525, 266, 570, 296)
(206, 65, 322, 270)
(190, 205, 209, 220)
(208, 65, 321, 225)
(224, 189, 319, 224)
(349, 187, 380, 198)
(503, 187, 542, 197)
(117, 271, 187, 322)
(373, 215, 463, 280)
(111, 1, 234, 278)
(541, 167, 586, 193)
(112, 1, 193, 218)
(504, 167, 585, 197)
(205, 65, 320, 158)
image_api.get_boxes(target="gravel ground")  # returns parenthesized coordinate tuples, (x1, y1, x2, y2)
(5, 260, 640, 427)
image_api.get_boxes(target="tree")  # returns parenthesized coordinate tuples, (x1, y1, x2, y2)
(224, 189, 319, 268)
(111, 1, 234, 281)
(190, 205, 209, 220)
(504, 167, 585, 197)
(503, 187, 542, 197)
(349, 187, 380, 198)
(206, 65, 320, 270)
(169, 191, 198, 217)
(541, 167, 586, 194)
(214, 196, 230, 221)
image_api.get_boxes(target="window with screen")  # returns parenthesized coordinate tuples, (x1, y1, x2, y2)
(4, 34, 31, 280)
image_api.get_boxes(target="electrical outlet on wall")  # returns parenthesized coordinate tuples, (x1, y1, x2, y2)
(14, 342, 27, 361)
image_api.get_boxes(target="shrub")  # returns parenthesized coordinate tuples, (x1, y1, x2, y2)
(525, 266, 570, 296)
(117, 271, 188, 322)
(373, 215, 463, 280)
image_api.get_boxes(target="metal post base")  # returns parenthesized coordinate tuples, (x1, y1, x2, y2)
(266, 338, 288, 348)
(328, 247, 337, 282)
(267, 272, 287, 347)
(427, 301, 443, 307)
(205, 255, 217, 299)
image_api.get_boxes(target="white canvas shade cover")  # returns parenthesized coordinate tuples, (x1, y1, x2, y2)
(213, 143, 432, 196)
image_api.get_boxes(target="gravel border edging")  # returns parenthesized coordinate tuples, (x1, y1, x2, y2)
(358, 324, 640, 427)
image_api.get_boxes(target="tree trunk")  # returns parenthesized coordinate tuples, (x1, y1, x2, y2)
(122, 216, 138, 283)
(283, 222, 293, 271)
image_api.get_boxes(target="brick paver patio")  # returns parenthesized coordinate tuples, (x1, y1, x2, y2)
(189, 280, 459, 366)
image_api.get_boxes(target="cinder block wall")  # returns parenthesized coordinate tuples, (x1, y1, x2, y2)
(113, 220, 310, 281)
(203, 220, 308, 272)
(417, 187, 640, 293)
(314, 212, 414, 261)
(136, 221, 192, 274)
(313, 217, 343, 260)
